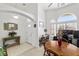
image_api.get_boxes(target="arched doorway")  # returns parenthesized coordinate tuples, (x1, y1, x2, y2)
(0, 10, 36, 47)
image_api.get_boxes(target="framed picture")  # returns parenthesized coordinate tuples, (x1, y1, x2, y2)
(4, 23, 18, 30)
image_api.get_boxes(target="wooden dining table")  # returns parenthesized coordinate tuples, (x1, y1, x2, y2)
(45, 40, 79, 56)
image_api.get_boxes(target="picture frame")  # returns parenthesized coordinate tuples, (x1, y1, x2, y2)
(4, 23, 18, 30)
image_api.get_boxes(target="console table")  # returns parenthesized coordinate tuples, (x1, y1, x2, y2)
(3, 36, 20, 48)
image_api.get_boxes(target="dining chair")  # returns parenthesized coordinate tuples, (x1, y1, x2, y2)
(43, 39, 58, 56)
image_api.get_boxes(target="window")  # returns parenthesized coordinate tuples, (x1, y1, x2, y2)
(57, 14, 77, 22)
(50, 13, 77, 35)
(57, 14, 77, 30)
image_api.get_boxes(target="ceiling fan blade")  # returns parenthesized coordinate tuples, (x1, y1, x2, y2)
(48, 3, 53, 7)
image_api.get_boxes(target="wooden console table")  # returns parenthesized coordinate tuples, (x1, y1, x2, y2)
(3, 36, 20, 48)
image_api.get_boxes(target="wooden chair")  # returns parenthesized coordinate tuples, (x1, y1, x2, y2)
(43, 40, 58, 56)
(43, 40, 49, 56)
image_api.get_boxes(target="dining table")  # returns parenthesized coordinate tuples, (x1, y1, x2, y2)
(45, 40, 79, 56)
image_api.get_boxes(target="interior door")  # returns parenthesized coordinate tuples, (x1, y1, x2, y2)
(26, 22, 34, 44)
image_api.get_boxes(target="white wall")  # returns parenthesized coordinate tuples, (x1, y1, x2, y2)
(38, 4, 46, 38)
(45, 4, 79, 34)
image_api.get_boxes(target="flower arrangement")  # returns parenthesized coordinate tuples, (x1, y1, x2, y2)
(8, 31, 17, 37)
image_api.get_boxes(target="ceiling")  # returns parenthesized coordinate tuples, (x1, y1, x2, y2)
(0, 12, 30, 23)
(6, 3, 70, 10)
(0, 3, 72, 21)
(39, 3, 70, 10)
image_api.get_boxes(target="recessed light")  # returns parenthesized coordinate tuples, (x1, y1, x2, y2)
(39, 22, 43, 25)
(13, 16, 19, 19)
(28, 24, 31, 27)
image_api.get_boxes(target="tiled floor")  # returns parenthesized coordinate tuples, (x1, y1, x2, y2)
(7, 42, 34, 56)
(7, 42, 44, 56)
(19, 46, 44, 56)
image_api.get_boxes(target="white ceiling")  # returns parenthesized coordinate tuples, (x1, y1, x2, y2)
(39, 3, 70, 10)
(0, 12, 24, 19)
(0, 3, 71, 22)
(0, 12, 28, 23)
(6, 3, 70, 10)
(0, 3, 72, 21)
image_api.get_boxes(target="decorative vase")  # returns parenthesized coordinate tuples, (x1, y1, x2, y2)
(58, 39, 62, 47)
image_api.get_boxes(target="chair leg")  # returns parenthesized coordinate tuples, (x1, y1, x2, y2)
(43, 50, 51, 56)
(43, 51, 45, 56)
(43, 50, 47, 56)
(47, 51, 51, 56)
